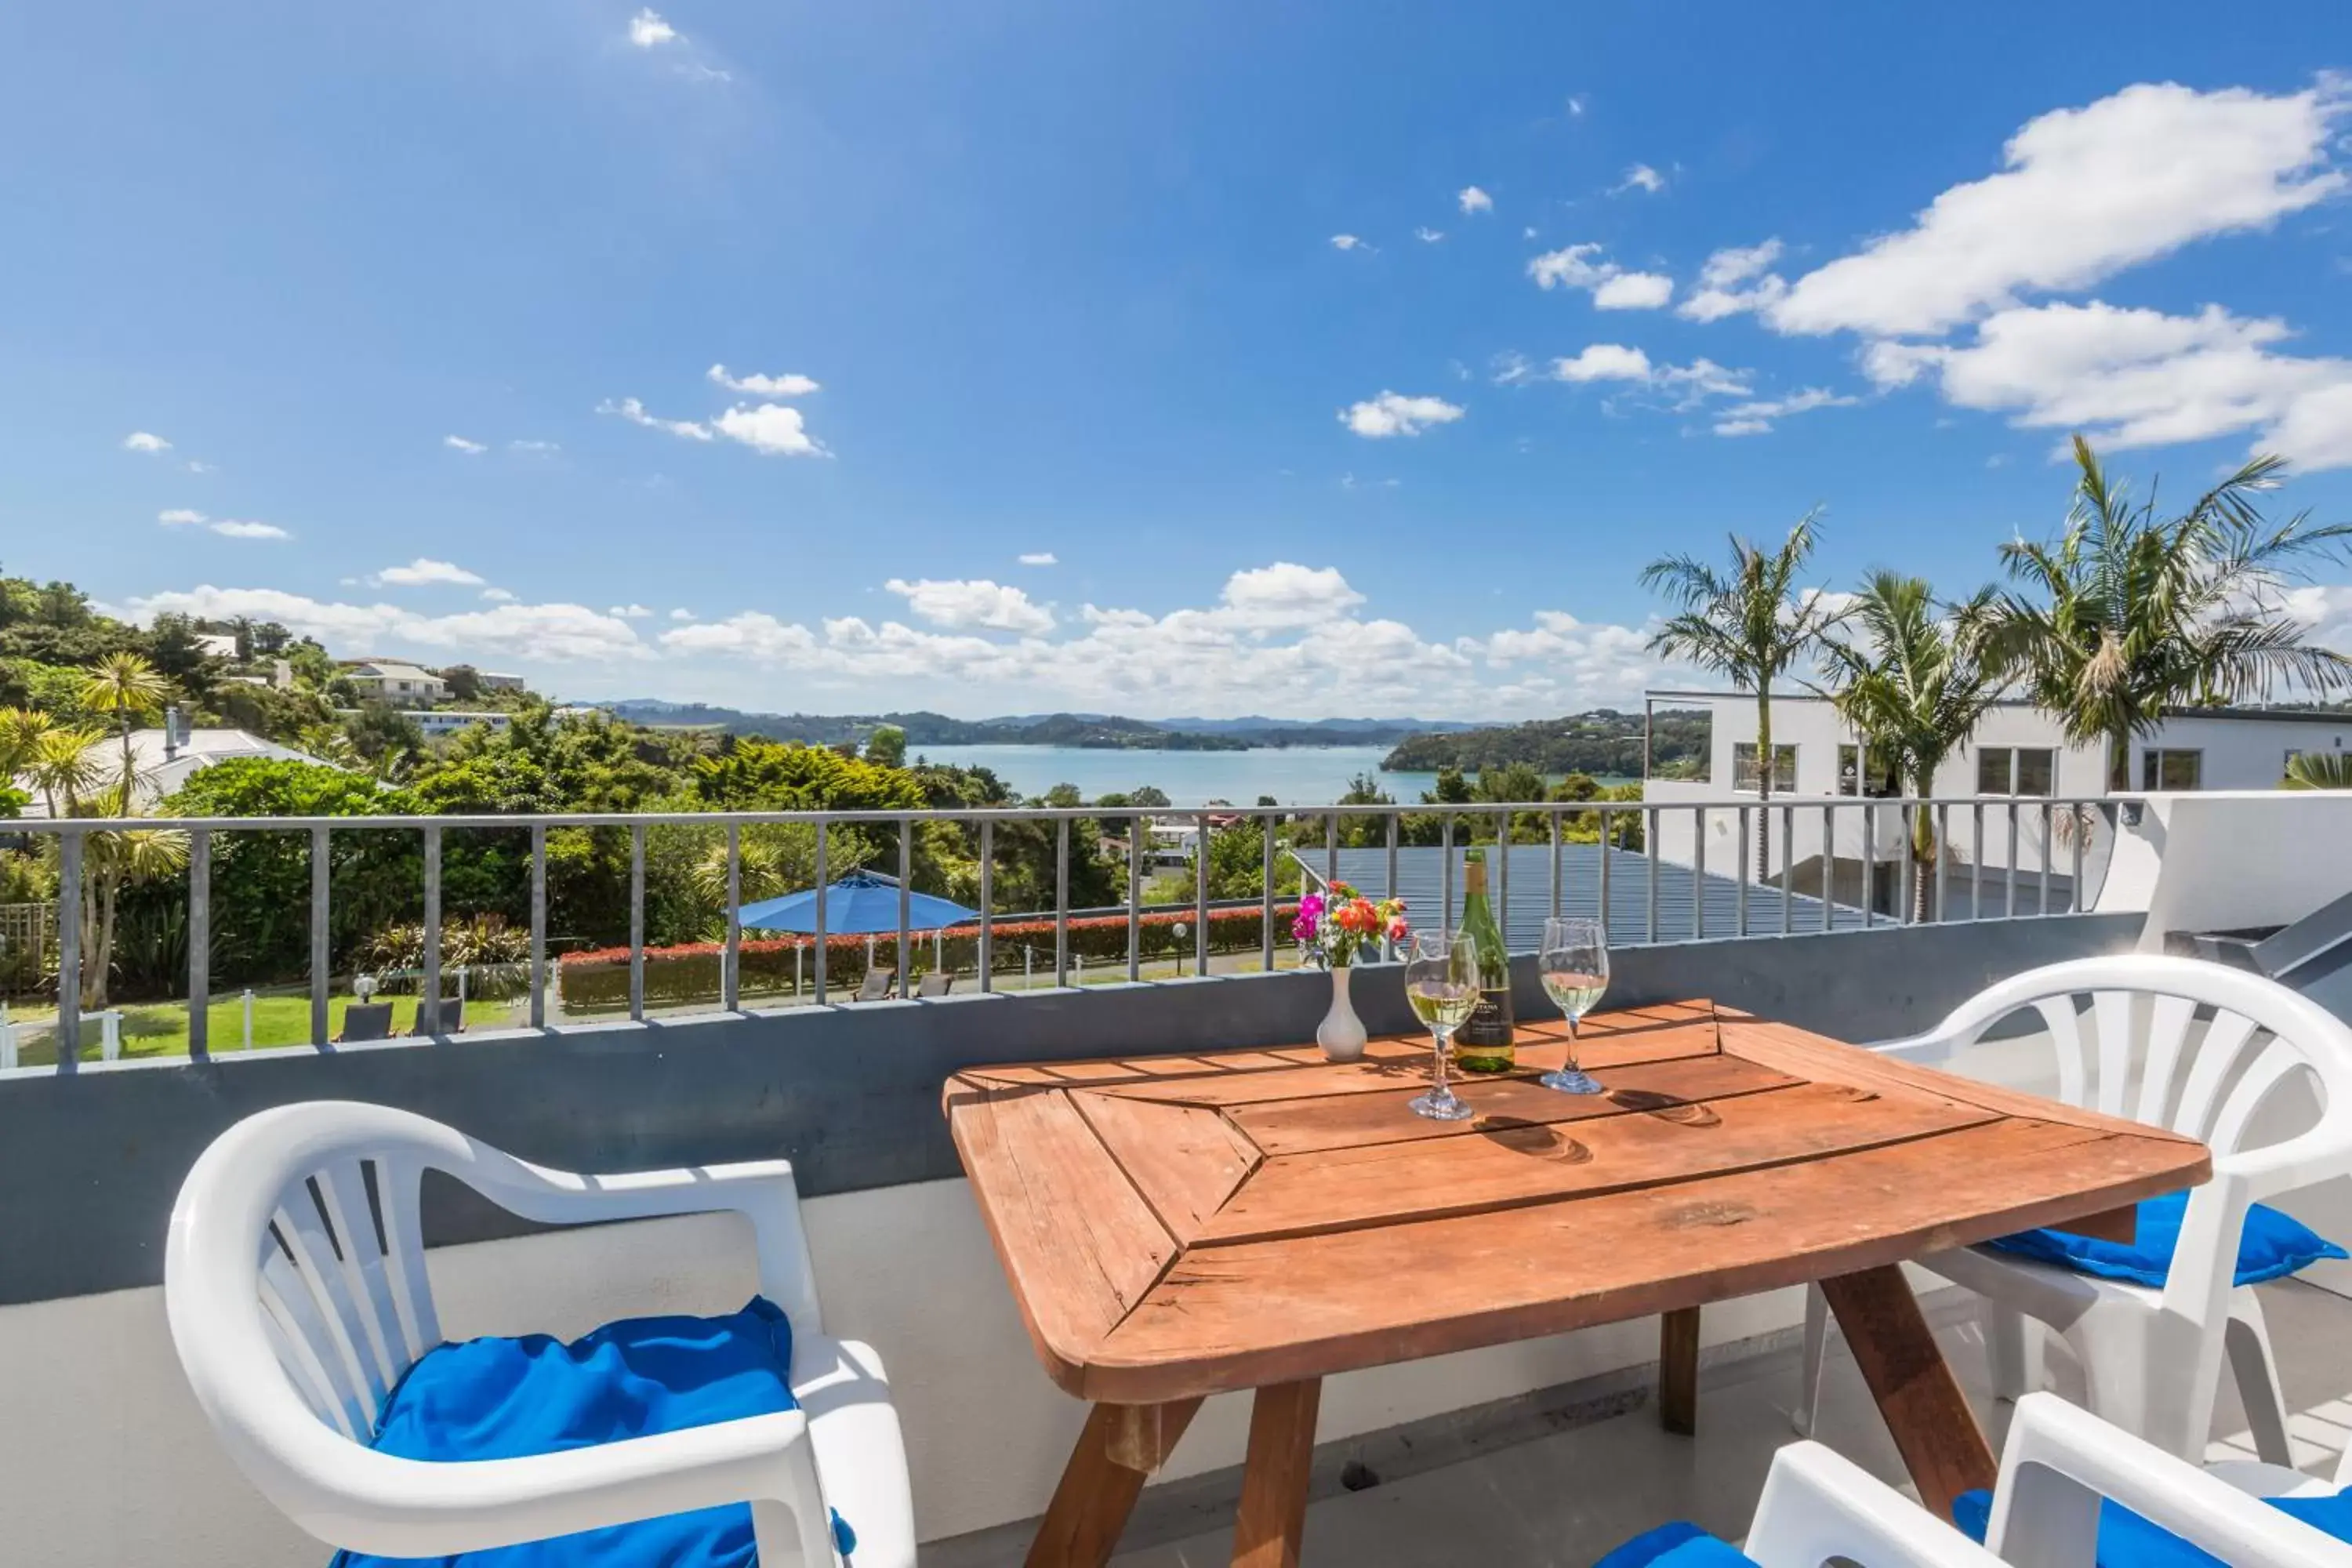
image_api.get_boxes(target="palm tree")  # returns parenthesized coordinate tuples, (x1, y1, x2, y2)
(0, 705, 57, 779)
(1643, 513, 1846, 880)
(1817, 573, 2010, 920)
(71, 778, 188, 1008)
(1990, 438, 2352, 790)
(24, 724, 103, 820)
(78, 651, 172, 795)
(2285, 751, 2352, 790)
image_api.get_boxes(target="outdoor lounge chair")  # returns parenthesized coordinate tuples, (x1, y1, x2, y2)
(855, 967, 895, 1002)
(915, 971, 953, 998)
(411, 998, 463, 1036)
(337, 1004, 394, 1044)
(164, 1102, 914, 1568)
(1796, 954, 2352, 1468)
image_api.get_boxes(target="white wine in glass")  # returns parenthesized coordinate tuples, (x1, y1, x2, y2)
(1537, 916, 1609, 1094)
(1403, 931, 1478, 1121)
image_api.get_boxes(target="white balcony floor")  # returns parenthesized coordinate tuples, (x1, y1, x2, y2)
(1076, 1281, 2352, 1568)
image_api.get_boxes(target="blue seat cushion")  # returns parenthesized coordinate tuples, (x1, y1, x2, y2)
(1594, 1522, 1755, 1567)
(1955, 1484, 2352, 1566)
(1985, 1191, 2346, 1288)
(332, 1296, 854, 1566)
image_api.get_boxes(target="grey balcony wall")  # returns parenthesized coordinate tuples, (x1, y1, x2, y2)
(0, 912, 2140, 1307)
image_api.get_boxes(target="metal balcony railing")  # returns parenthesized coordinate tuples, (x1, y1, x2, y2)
(1, 793, 2133, 1073)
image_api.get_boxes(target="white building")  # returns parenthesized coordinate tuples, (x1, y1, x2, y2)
(409, 710, 513, 739)
(13, 725, 328, 817)
(1642, 688, 2352, 916)
(340, 659, 448, 704)
(478, 671, 527, 693)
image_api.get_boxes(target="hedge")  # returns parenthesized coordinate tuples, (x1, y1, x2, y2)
(557, 902, 1301, 1013)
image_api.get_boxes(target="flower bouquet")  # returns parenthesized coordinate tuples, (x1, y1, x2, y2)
(1292, 882, 1409, 969)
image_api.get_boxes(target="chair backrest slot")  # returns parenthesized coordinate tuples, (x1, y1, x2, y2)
(259, 1243, 369, 1440)
(315, 1159, 413, 1392)
(2135, 994, 2201, 1127)
(372, 1154, 442, 1359)
(2172, 1010, 2264, 1143)
(2209, 1042, 2310, 1159)
(273, 1194, 391, 1426)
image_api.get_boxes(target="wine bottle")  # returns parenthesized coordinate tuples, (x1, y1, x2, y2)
(1452, 848, 1515, 1071)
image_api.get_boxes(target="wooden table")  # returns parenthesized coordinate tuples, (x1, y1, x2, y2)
(944, 1000, 2208, 1567)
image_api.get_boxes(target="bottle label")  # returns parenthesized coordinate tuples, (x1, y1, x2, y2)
(1454, 987, 1515, 1068)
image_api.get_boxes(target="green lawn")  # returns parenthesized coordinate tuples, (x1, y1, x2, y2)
(5, 992, 526, 1065)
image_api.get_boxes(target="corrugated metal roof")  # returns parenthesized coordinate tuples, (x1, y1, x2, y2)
(1302, 844, 1888, 949)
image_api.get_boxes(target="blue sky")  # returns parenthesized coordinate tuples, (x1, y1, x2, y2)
(3, 2, 2350, 717)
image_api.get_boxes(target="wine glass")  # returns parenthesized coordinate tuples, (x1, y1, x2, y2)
(1538, 916, 1610, 1094)
(1403, 931, 1479, 1121)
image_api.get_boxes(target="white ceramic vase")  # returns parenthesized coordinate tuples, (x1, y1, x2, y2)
(1316, 963, 1369, 1062)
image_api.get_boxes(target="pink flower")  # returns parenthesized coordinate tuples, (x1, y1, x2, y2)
(1387, 916, 1410, 942)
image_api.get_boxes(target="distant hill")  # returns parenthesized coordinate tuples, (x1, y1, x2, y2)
(592, 702, 1483, 750)
(1381, 710, 1711, 776)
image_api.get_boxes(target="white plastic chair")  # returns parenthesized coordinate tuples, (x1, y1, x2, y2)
(1734, 1441, 2005, 1566)
(1795, 955, 2352, 1466)
(1987, 1391, 2352, 1566)
(165, 1101, 913, 1566)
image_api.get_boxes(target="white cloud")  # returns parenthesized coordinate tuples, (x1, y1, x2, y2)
(1527, 244, 1673, 310)
(884, 577, 1055, 635)
(610, 604, 654, 619)
(1707, 387, 1860, 436)
(1865, 299, 2352, 470)
(508, 439, 561, 453)
(125, 587, 653, 664)
(659, 564, 1674, 717)
(481, 587, 517, 602)
(1018, 551, 1058, 567)
(1770, 81, 2350, 338)
(1330, 234, 1367, 252)
(184, 459, 215, 474)
(122, 431, 171, 453)
(1415, 227, 1446, 244)
(670, 607, 698, 621)
(444, 434, 487, 455)
(1566, 96, 1588, 118)
(156, 509, 288, 539)
(712, 401, 827, 456)
(372, 557, 485, 587)
(627, 8, 677, 46)
(1457, 186, 1494, 216)
(1550, 344, 1655, 383)
(1679, 239, 1791, 321)
(1339, 390, 1467, 439)
(1593, 272, 1674, 310)
(707, 364, 821, 397)
(599, 396, 713, 441)
(1613, 164, 1667, 196)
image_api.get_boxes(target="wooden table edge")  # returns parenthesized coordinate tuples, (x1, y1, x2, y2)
(1058, 1146, 2209, 1406)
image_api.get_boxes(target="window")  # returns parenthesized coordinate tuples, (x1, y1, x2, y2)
(2142, 749, 2203, 791)
(1731, 742, 1797, 793)
(1838, 742, 1900, 798)
(1976, 747, 2057, 796)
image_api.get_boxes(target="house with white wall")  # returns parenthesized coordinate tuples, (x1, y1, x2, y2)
(339, 659, 448, 704)
(1642, 688, 2352, 916)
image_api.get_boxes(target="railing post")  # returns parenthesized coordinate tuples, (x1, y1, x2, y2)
(1441, 815, 1456, 938)
(1193, 811, 1208, 976)
(977, 818, 993, 993)
(529, 822, 547, 1029)
(1259, 813, 1275, 972)
(1130, 821, 1145, 982)
(187, 827, 210, 1062)
(2072, 800, 2087, 914)
(1970, 802, 1984, 922)
(811, 818, 827, 1005)
(1820, 804, 1835, 932)
(897, 815, 913, 992)
(2005, 802, 2019, 919)
(1054, 817, 1070, 988)
(1692, 804, 1706, 941)
(1735, 805, 1749, 936)
(1937, 804, 1951, 924)
(724, 821, 742, 1012)
(1780, 804, 1794, 935)
(1494, 809, 1512, 950)
(2038, 800, 2053, 917)
(56, 828, 82, 1075)
(1324, 811, 1338, 891)
(627, 824, 646, 1021)
(1860, 803, 1874, 927)
(422, 825, 442, 1036)
(1598, 808, 1612, 931)
(310, 825, 331, 1047)
(1645, 808, 1658, 944)
(1898, 805, 1914, 926)
(1548, 808, 1562, 921)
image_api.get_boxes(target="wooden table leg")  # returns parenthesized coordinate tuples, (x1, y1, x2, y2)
(1026, 1397, 1203, 1568)
(1232, 1378, 1323, 1568)
(1659, 1305, 1700, 1436)
(1820, 1265, 1996, 1520)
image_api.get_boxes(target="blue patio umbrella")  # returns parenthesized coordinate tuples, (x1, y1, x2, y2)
(736, 869, 978, 935)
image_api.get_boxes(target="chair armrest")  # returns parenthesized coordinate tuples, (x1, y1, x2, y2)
(1987, 1393, 2352, 1567)
(278, 1409, 837, 1562)
(1867, 1030, 1958, 1065)
(1744, 1442, 2004, 1567)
